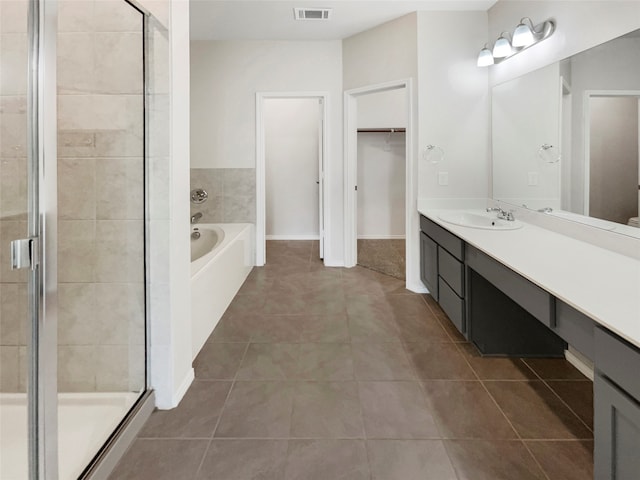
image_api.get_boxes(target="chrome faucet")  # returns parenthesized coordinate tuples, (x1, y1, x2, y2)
(537, 207, 553, 213)
(191, 212, 203, 224)
(487, 206, 515, 221)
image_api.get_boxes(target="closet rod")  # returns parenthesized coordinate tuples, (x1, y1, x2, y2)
(357, 128, 406, 133)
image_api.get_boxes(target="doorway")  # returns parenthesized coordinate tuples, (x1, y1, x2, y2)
(584, 91, 640, 225)
(256, 93, 328, 266)
(344, 80, 420, 290)
(355, 88, 407, 279)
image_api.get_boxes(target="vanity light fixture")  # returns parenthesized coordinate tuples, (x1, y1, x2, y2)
(478, 17, 555, 67)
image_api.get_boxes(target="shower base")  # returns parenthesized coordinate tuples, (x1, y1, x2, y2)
(0, 392, 139, 480)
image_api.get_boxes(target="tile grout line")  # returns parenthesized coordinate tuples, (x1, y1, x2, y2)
(350, 344, 374, 480)
(474, 357, 553, 480)
(477, 378, 552, 480)
(192, 340, 251, 479)
(521, 358, 594, 434)
(449, 339, 545, 469)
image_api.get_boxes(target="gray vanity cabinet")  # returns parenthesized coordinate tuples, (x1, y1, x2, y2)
(594, 327, 640, 479)
(419, 215, 466, 334)
(420, 232, 438, 300)
(594, 374, 640, 480)
(553, 301, 595, 361)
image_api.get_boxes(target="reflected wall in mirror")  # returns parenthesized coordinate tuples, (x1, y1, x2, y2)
(492, 63, 561, 209)
(492, 29, 640, 237)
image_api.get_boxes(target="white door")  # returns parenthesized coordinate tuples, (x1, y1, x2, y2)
(265, 98, 321, 242)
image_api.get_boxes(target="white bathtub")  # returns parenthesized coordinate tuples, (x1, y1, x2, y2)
(190, 223, 254, 358)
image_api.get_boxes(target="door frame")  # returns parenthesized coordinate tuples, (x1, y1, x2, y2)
(27, 0, 59, 477)
(583, 89, 640, 215)
(255, 92, 329, 266)
(343, 79, 420, 291)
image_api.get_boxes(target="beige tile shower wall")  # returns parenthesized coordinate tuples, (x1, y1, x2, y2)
(56, 1, 145, 393)
(190, 168, 256, 224)
(0, 0, 29, 392)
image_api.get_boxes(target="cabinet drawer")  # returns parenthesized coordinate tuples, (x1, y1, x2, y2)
(420, 232, 438, 300)
(554, 301, 595, 361)
(438, 247, 464, 297)
(594, 373, 640, 480)
(438, 277, 465, 334)
(596, 327, 640, 401)
(465, 245, 553, 326)
(420, 215, 464, 261)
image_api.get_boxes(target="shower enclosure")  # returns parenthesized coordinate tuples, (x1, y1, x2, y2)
(0, 1, 165, 478)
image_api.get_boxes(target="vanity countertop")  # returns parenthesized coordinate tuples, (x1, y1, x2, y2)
(419, 208, 640, 349)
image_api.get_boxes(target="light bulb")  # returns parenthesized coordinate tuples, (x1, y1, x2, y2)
(493, 34, 512, 58)
(477, 46, 494, 67)
(513, 21, 535, 47)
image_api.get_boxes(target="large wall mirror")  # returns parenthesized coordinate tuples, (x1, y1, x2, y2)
(492, 29, 640, 238)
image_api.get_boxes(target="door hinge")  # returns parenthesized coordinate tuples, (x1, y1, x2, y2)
(10, 237, 39, 270)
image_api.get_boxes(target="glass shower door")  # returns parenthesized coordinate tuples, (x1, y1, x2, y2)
(1, 0, 57, 478)
(56, 1, 147, 478)
(0, 0, 31, 477)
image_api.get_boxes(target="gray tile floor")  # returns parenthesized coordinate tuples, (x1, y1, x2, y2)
(110, 241, 594, 480)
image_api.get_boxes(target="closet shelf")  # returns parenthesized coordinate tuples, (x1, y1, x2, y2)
(357, 128, 406, 133)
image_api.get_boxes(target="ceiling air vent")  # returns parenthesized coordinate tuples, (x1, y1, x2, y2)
(294, 7, 332, 21)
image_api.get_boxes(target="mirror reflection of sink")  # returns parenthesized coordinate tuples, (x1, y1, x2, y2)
(438, 211, 523, 230)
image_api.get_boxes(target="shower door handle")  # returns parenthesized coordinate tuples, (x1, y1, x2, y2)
(10, 237, 39, 270)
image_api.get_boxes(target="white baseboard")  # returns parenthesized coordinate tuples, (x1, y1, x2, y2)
(266, 235, 320, 240)
(565, 348, 594, 381)
(357, 235, 406, 240)
(323, 260, 345, 267)
(407, 280, 428, 294)
(168, 368, 194, 409)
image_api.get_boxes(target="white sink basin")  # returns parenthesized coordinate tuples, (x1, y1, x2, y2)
(438, 211, 523, 230)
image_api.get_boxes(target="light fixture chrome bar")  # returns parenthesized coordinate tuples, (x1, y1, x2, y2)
(478, 18, 555, 67)
(494, 20, 555, 64)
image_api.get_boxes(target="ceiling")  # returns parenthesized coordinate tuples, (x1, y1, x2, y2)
(190, 0, 498, 41)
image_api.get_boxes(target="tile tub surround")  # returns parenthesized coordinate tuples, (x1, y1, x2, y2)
(110, 241, 594, 480)
(190, 168, 256, 224)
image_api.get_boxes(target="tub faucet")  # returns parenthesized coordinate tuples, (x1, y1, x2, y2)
(191, 212, 203, 224)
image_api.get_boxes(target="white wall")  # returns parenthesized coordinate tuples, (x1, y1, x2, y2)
(357, 132, 406, 238)
(417, 11, 491, 203)
(144, 0, 193, 410)
(488, 1, 640, 86)
(357, 88, 407, 129)
(343, 13, 420, 288)
(343, 14, 418, 91)
(265, 98, 320, 239)
(190, 40, 344, 264)
(166, 0, 193, 409)
(492, 63, 561, 209)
